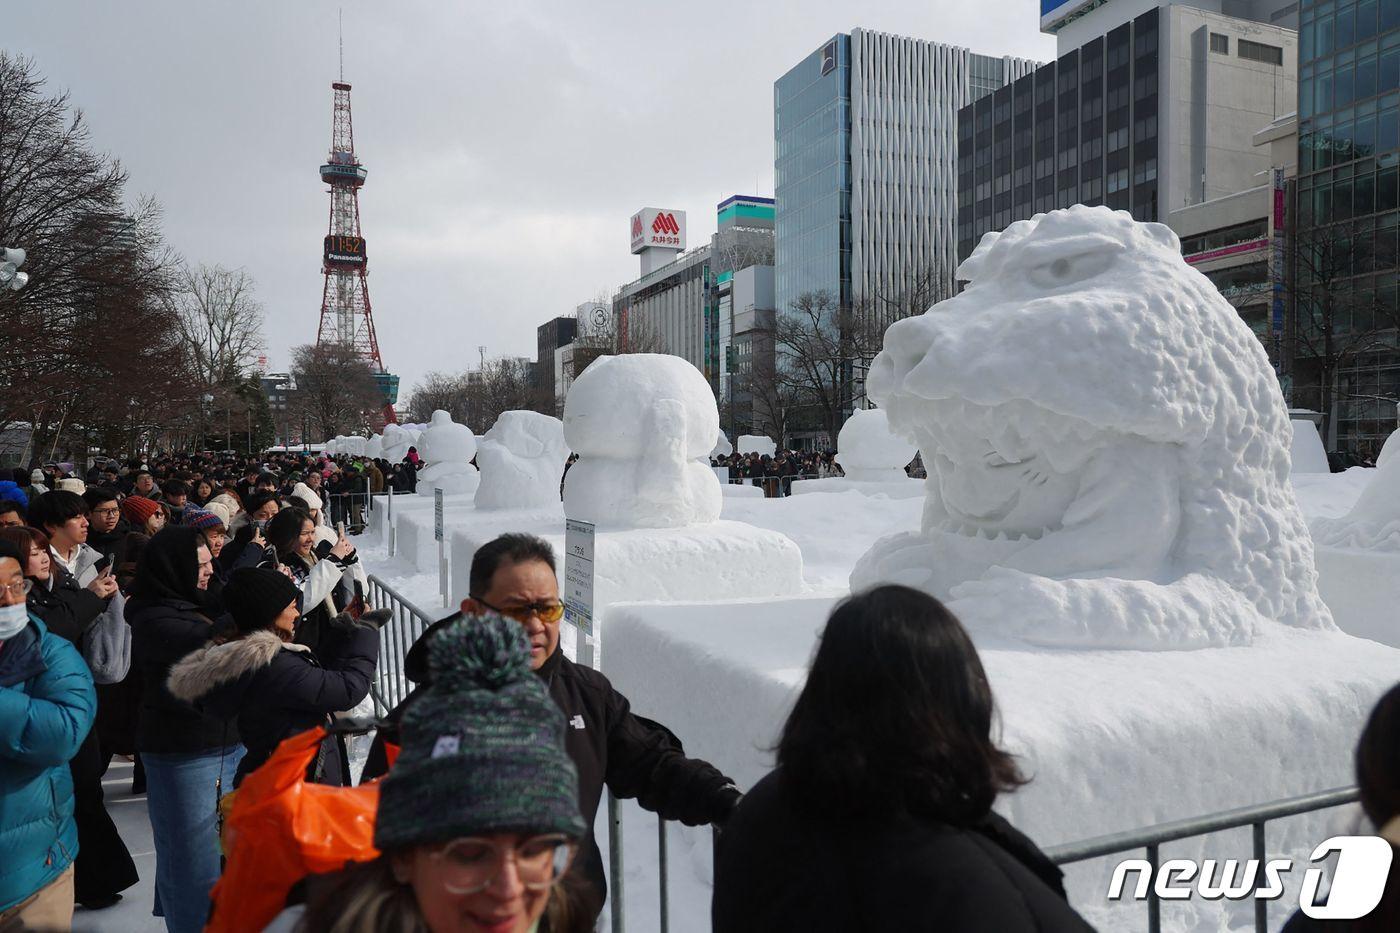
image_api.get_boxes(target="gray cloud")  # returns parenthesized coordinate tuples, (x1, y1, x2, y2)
(5, 0, 1054, 395)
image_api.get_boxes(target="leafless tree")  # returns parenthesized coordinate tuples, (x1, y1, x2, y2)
(288, 343, 382, 440)
(614, 311, 669, 354)
(466, 356, 534, 433)
(774, 290, 884, 442)
(406, 371, 472, 424)
(1286, 221, 1400, 448)
(169, 263, 265, 387)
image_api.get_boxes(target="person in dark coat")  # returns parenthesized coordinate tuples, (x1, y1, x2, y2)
(126, 526, 244, 933)
(1281, 682, 1400, 932)
(711, 585, 1095, 933)
(2, 525, 140, 910)
(165, 567, 382, 788)
(363, 532, 740, 923)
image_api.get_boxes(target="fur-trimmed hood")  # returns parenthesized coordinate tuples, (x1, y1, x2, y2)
(167, 630, 311, 710)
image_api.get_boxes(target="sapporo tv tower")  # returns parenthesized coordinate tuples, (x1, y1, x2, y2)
(314, 50, 399, 426)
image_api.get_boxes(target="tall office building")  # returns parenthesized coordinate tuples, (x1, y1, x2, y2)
(1294, 0, 1400, 453)
(958, 3, 1296, 261)
(775, 30, 1036, 327)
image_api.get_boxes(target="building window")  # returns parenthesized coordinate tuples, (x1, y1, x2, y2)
(1210, 33, 1230, 55)
(1238, 39, 1284, 65)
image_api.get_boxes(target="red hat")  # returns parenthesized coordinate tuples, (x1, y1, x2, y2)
(121, 496, 161, 527)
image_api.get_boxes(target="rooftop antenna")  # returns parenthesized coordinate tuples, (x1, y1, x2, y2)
(338, 8, 344, 82)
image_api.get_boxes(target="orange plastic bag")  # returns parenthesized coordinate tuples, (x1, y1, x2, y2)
(206, 726, 384, 933)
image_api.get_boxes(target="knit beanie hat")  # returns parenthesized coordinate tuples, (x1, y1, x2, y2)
(121, 495, 161, 527)
(224, 566, 301, 634)
(30, 469, 45, 484)
(375, 613, 586, 850)
(291, 482, 323, 512)
(184, 508, 224, 532)
(204, 501, 234, 529)
(56, 477, 86, 496)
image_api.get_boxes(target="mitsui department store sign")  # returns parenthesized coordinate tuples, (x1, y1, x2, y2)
(629, 207, 686, 253)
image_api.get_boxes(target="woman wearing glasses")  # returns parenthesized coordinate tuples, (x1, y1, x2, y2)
(264, 612, 591, 933)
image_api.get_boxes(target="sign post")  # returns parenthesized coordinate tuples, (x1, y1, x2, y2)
(434, 488, 448, 608)
(386, 485, 395, 557)
(563, 519, 596, 668)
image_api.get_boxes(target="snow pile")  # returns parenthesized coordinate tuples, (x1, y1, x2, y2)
(562, 354, 721, 529)
(415, 410, 479, 496)
(711, 432, 733, 458)
(834, 409, 915, 480)
(853, 205, 1332, 649)
(1311, 438, 1400, 551)
(1289, 419, 1329, 474)
(475, 410, 568, 510)
(737, 434, 775, 456)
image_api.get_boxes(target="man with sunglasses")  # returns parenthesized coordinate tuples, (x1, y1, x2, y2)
(367, 532, 742, 921)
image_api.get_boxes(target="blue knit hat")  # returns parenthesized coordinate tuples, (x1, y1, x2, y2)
(374, 612, 585, 849)
(0, 481, 28, 508)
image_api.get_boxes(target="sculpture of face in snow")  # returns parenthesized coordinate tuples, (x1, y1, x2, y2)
(475, 411, 569, 510)
(851, 205, 1333, 649)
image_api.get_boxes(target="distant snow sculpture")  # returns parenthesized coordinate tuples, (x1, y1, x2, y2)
(365, 433, 384, 460)
(415, 410, 478, 496)
(475, 411, 569, 510)
(850, 205, 1333, 649)
(380, 422, 418, 462)
(1311, 442, 1400, 551)
(563, 354, 721, 528)
(339, 435, 367, 457)
(737, 435, 775, 456)
(1289, 418, 1330, 474)
(835, 410, 916, 482)
(712, 432, 733, 459)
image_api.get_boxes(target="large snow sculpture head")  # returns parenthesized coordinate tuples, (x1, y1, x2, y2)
(381, 422, 417, 462)
(851, 205, 1332, 649)
(415, 410, 479, 496)
(475, 411, 569, 510)
(835, 410, 916, 482)
(562, 354, 721, 529)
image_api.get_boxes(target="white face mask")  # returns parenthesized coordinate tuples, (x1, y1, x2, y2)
(0, 601, 30, 640)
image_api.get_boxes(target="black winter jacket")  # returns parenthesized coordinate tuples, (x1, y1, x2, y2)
(27, 567, 106, 645)
(367, 614, 741, 918)
(712, 769, 1096, 933)
(127, 596, 240, 754)
(166, 621, 378, 787)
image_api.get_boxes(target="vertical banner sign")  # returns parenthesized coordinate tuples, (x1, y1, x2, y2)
(434, 488, 448, 608)
(564, 519, 596, 640)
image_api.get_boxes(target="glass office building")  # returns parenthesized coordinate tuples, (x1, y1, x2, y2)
(1296, 0, 1400, 454)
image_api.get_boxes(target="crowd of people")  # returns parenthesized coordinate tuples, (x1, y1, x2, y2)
(1, 450, 1397, 932)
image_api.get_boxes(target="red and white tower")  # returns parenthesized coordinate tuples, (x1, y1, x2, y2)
(315, 80, 398, 423)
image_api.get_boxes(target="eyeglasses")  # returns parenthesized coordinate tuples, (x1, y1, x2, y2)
(430, 834, 577, 894)
(91, 507, 120, 517)
(475, 597, 565, 625)
(1, 579, 34, 598)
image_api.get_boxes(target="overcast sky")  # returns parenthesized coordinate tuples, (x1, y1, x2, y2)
(6, 1, 1055, 394)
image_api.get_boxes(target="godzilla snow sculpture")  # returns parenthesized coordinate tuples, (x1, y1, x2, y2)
(563, 354, 721, 528)
(475, 411, 569, 510)
(415, 410, 478, 497)
(850, 205, 1332, 649)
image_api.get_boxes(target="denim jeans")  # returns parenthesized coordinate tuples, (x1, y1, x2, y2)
(143, 745, 245, 933)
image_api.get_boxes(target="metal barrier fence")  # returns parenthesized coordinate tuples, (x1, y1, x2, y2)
(365, 573, 435, 715)
(1045, 785, 1361, 933)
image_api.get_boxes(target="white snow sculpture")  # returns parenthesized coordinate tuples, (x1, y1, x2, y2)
(1289, 419, 1330, 474)
(835, 410, 916, 482)
(712, 432, 733, 459)
(415, 410, 478, 496)
(365, 433, 384, 460)
(1312, 447, 1400, 551)
(737, 434, 775, 456)
(475, 411, 569, 510)
(562, 354, 721, 528)
(380, 422, 416, 462)
(339, 435, 367, 457)
(851, 205, 1333, 649)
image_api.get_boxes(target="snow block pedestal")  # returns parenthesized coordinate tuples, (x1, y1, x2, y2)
(1313, 545, 1400, 647)
(604, 597, 1400, 930)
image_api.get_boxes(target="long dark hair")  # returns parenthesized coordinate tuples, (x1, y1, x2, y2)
(265, 506, 311, 562)
(777, 585, 1024, 825)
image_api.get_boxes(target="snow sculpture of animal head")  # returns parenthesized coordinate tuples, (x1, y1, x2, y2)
(851, 205, 1332, 649)
(380, 422, 414, 462)
(475, 411, 569, 510)
(562, 354, 721, 529)
(835, 410, 916, 482)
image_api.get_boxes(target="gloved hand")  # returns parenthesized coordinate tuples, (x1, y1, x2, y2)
(358, 608, 393, 630)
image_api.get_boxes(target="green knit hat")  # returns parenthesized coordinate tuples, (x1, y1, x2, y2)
(374, 612, 585, 849)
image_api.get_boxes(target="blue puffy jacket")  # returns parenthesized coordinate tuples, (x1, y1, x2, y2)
(0, 613, 97, 911)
